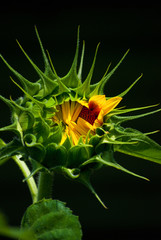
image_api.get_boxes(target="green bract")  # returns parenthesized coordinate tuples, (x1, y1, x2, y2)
(0, 27, 161, 207)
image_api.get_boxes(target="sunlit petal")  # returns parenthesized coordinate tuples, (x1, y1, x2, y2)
(102, 96, 122, 115)
(71, 102, 83, 122)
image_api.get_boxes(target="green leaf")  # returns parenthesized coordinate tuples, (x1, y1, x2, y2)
(114, 128, 161, 164)
(21, 199, 82, 240)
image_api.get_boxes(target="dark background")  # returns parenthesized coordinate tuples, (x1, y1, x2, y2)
(0, 3, 161, 240)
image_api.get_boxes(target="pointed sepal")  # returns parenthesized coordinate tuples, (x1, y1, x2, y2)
(90, 49, 129, 96)
(75, 43, 100, 98)
(61, 27, 81, 88)
(78, 169, 107, 209)
(0, 55, 40, 96)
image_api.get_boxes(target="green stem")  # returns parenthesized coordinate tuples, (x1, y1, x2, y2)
(12, 155, 38, 203)
(37, 171, 54, 201)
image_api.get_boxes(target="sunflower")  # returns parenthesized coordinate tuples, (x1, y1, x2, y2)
(0, 27, 161, 208)
(53, 95, 122, 145)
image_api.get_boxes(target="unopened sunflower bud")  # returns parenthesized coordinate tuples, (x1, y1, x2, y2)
(0, 27, 161, 207)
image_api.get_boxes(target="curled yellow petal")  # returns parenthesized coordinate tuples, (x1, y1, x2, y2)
(102, 96, 122, 116)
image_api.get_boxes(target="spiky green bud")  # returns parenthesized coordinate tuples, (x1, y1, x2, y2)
(0, 27, 161, 207)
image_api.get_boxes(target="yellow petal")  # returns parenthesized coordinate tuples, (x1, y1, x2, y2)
(77, 117, 95, 132)
(69, 123, 81, 145)
(93, 109, 104, 129)
(71, 102, 83, 122)
(62, 101, 71, 124)
(102, 96, 122, 116)
(89, 95, 106, 109)
(70, 101, 76, 117)
(77, 99, 89, 108)
(89, 95, 106, 103)
(60, 131, 67, 145)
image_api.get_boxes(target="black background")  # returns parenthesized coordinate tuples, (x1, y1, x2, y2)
(0, 3, 161, 240)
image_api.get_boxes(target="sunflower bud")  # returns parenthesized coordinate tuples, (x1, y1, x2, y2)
(0, 27, 161, 207)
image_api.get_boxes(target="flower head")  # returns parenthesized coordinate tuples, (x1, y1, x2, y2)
(0, 27, 161, 207)
(53, 95, 122, 145)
